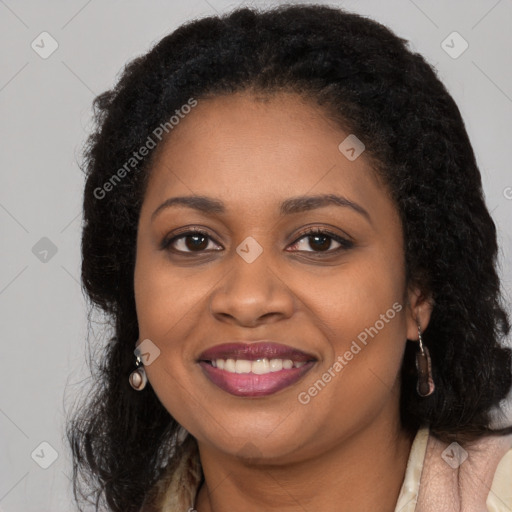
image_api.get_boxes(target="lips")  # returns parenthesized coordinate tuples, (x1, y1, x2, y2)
(197, 341, 317, 397)
(198, 341, 316, 363)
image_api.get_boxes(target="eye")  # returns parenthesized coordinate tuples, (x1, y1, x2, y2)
(161, 228, 222, 253)
(161, 226, 353, 255)
(287, 227, 353, 253)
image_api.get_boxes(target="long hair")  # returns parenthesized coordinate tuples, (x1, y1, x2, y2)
(67, 4, 512, 511)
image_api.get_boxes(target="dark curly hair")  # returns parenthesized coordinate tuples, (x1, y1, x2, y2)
(66, 3, 512, 511)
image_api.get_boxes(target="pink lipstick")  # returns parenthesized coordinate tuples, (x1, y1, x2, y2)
(197, 341, 316, 397)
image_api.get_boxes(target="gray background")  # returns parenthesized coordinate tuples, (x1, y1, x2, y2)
(1, 0, 511, 510)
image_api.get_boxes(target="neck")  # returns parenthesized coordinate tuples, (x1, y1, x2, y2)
(193, 412, 415, 512)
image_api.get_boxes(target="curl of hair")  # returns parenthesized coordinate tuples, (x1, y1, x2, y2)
(67, 4, 512, 511)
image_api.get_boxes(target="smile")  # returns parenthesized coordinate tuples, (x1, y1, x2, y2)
(197, 341, 317, 397)
(211, 358, 307, 373)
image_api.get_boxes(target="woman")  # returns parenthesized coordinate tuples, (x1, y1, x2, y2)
(67, 4, 512, 511)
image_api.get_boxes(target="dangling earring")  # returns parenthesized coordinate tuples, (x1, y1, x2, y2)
(129, 354, 147, 391)
(415, 323, 435, 397)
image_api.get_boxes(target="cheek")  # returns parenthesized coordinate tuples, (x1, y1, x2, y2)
(298, 246, 406, 343)
(134, 251, 173, 339)
(133, 250, 202, 425)
(134, 246, 210, 341)
(295, 293, 406, 449)
(296, 244, 407, 402)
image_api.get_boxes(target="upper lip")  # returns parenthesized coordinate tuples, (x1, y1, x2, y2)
(198, 341, 317, 362)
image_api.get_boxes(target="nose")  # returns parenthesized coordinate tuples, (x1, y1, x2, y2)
(209, 251, 295, 327)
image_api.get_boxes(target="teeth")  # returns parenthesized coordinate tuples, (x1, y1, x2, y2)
(235, 360, 252, 373)
(225, 359, 236, 372)
(269, 358, 283, 372)
(252, 358, 270, 374)
(209, 358, 308, 374)
(282, 359, 293, 370)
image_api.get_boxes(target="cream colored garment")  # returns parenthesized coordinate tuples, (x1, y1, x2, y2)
(145, 428, 512, 511)
(395, 428, 512, 512)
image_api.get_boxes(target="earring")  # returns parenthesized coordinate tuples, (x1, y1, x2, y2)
(415, 323, 435, 397)
(129, 354, 147, 391)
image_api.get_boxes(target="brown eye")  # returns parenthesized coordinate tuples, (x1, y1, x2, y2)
(161, 229, 222, 253)
(288, 228, 353, 253)
(181, 233, 210, 251)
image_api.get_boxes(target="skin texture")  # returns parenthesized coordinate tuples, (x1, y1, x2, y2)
(134, 91, 433, 512)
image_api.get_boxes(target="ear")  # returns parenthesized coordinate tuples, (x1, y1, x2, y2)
(405, 284, 434, 341)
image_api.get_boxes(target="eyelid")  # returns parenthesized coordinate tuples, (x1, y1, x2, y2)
(292, 225, 354, 244)
(161, 225, 354, 254)
(159, 227, 221, 251)
(288, 226, 354, 252)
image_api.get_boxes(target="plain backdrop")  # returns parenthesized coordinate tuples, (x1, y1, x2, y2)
(1, 0, 511, 510)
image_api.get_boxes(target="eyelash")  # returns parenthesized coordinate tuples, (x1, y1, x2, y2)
(161, 226, 354, 255)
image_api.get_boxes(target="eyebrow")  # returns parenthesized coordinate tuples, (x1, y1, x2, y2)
(151, 193, 371, 224)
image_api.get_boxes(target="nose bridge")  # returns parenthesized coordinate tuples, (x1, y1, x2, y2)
(232, 246, 274, 295)
(209, 242, 293, 325)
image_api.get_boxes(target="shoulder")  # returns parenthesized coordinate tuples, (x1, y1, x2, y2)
(139, 436, 202, 512)
(487, 445, 512, 511)
(417, 430, 512, 512)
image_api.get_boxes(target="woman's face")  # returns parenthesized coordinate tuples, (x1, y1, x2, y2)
(134, 91, 431, 462)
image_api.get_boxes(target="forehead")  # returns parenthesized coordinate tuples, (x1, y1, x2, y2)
(142, 91, 391, 221)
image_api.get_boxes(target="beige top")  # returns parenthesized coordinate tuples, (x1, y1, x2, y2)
(143, 427, 512, 511)
(395, 427, 512, 511)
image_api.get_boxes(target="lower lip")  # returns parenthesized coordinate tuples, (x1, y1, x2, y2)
(198, 361, 316, 397)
